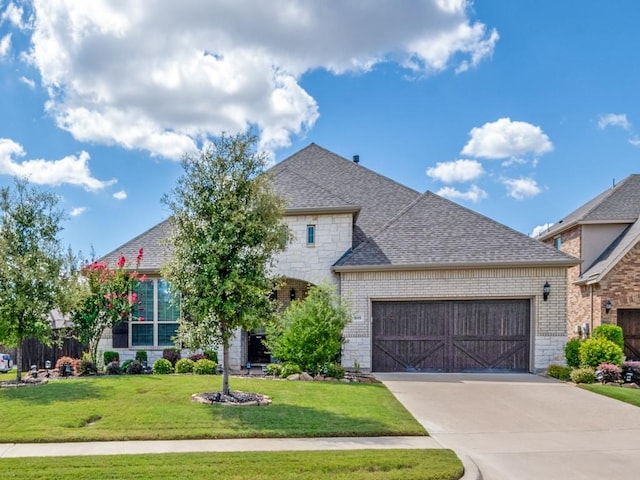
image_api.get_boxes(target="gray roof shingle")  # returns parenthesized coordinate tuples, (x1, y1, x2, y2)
(101, 219, 172, 272)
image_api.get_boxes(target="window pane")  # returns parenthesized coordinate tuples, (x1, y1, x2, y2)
(132, 323, 153, 346)
(307, 225, 315, 244)
(158, 323, 178, 346)
(133, 280, 154, 322)
(158, 279, 180, 322)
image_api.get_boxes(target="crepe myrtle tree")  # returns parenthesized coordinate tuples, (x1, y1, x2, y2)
(0, 178, 65, 382)
(163, 132, 291, 395)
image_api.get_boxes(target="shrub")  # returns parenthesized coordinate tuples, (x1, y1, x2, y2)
(265, 283, 351, 375)
(564, 338, 582, 368)
(189, 353, 206, 362)
(103, 351, 119, 365)
(78, 359, 97, 376)
(264, 363, 283, 377)
(193, 359, 217, 375)
(596, 362, 621, 383)
(135, 350, 148, 364)
(279, 362, 302, 378)
(106, 361, 121, 375)
(153, 358, 173, 374)
(546, 364, 571, 381)
(579, 338, 623, 367)
(55, 356, 80, 375)
(162, 348, 181, 367)
(571, 367, 596, 384)
(175, 358, 195, 374)
(592, 324, 624, 350)
(203, 349, 218, 363)
(324, 362, 345, 379)
(121, 359, 134, 372)
(126, 361, 144, 375)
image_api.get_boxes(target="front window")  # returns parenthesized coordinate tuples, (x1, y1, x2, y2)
(307, 224, 316, 246)
(554, 236, 562, 250)
(131, 279, 180, 347)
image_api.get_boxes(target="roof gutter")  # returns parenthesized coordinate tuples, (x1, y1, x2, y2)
(285, 206, 361, 217)
(333, 259, 580, 273)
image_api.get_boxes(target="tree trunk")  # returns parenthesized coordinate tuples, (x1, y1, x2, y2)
(16, 341, 22, 382)
(222, 339, 230, 395)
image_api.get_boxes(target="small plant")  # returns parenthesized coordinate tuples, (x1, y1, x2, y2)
(353, 360, 361, 373)
(596, 362, 621, 383)
(103, 351, 119, 365)
(78, 359, 97, 376)
(121, 359, 134, 372)
(126, 361, 144, 375)
(106, 361, 121, 375)
(55, 356, 80, 375)
(579, 338, 623, 367)
(570, 367, 596, 384)
(546, 364, 571, 381)
(189, 353, 206, 362)
(203, 349, 218, 363)
(279, 362, 302, 378)
(592, 324, 624, 350)
(135, 350, 148, 364)
(162, 348, 181, 367)
(175, 358, 195, 374)
(564, 338, 582, 368)
(152, 358, 173, 374)
(324, 362, 345, 379)
(193, 359, 217, 375)
(264, 363, 283, 377)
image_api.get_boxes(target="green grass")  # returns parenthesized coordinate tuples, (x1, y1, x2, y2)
(0, 449, 463, 480)
(581, 384, 640, 407)
(0, 375, 425, 442)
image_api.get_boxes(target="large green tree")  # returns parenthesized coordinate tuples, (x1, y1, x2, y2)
(0, 179, 65, 381)
(163, 133, 290, 395)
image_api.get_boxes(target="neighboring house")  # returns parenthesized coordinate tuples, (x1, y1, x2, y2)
(537, 174, 640, 361)
(100, 144, 577, 372)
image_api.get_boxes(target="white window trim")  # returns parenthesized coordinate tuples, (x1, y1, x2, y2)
(129, 278, 179, 349)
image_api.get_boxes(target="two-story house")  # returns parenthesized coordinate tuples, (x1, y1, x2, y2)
(100, 144, 577, 373)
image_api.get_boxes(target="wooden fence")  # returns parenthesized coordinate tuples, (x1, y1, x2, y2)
(0, 332, 84, 371)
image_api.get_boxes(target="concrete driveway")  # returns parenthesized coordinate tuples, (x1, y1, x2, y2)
(376, 373, 640, 480)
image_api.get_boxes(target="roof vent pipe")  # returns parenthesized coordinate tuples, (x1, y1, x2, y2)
(353, 155, 360, 164)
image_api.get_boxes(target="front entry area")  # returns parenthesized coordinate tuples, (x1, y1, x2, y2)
(372, 299, 531, 373)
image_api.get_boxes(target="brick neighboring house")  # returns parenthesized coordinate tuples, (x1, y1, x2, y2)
(537, 174, 640, 361)
(100, 144, 577, 373)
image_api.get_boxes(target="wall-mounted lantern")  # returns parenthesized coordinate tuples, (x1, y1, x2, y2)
(605, 300, 613, 314)
(290, 288, 296, 301)
(543, 281, 551, 301)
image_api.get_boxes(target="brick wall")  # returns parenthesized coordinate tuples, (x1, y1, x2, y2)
(599, 240, 640, 323)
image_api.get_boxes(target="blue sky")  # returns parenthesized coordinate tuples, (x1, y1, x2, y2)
(1, 1, 639, 258)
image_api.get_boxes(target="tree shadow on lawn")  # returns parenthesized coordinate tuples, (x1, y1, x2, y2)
(0, 379, 105, 405)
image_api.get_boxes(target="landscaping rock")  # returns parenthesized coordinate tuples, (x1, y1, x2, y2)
(192, 391, 272, 406)
(300, 372, 313, 381)
(287, 373, 301, 381)
(623, 383, 640, 389)
(324, 376, 338, 382)
(313, 375, 324, 381)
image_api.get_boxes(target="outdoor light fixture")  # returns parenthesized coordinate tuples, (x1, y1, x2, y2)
(30, 365, 38, 379)
(543, 281, 551, 301)
(605, 300, 613, 314)
(45, 360, 51, 378)
(290, 288, 296, 301)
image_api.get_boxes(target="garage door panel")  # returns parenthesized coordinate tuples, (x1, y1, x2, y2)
(373, 339, 445, 372)
(452, 340, 529, 372)
(617, 309, 640, 361)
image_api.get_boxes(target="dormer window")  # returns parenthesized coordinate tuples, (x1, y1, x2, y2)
(306, 224, 316, 246)
(554, 236, 562, 250)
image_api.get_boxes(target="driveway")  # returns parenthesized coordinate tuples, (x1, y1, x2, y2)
(376, 373, 640, 480)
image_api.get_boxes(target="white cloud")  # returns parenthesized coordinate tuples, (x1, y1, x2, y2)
(0, 138, 116, 191)
(19, 76, 35, 89)
(70, 206, 87, 217)
(0, 33, 11, 58)
(530, 223, 553, 237)
(436, 184, 488, 203)
(1, 2, 26, 30)
(598, 113, 630, 130)
(502, 177, 542, 200)
(113, 190, 127, 200)
(630, 136, 640, 147)
(461, 118, 553, 160)
(22, 1, 498, 159)
(426, 159, 483, 183)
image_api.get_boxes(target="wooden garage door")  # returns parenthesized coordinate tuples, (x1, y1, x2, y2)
(372, 299, 530, 373)
(617, 309, 640, 361)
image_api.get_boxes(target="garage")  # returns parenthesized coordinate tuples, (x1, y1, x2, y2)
(617, 309, 640, 361)
(372, 299, 531, 373)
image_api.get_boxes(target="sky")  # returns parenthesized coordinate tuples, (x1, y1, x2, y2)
(0, 1, 639, 258)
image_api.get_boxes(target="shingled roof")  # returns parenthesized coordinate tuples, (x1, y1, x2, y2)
(334, 192, 578, 270)
(101, 219, 172, 272)
(538, 174, 640, 240)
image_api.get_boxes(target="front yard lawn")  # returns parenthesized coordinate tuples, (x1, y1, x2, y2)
(0, 375, 425, 442)
(0, 449, 462, 480)
(581, 384, 640, 407)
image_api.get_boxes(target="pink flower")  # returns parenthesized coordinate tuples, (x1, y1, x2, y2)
(140, 274, 147, 282)
(136, 248, 144, 265)
(139, 317, 145, 322)
(131, 293, 138, 302)
(117, 255, 126, 268)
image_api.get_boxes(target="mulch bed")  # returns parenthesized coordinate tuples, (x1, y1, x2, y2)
(192, 391, 272, 406)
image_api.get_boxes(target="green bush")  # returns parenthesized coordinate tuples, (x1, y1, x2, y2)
(135, 351, 148, 364)
(265, 283, 351, 375)
(264, 363, 283, 377)
(126, 361, 144, 375)
(78, 359, 97, 376)
(162, 348, 181, 367)
(175, 358, 195, 374)
(570, 367, 596, 384)
(279, 362, 302, 378)
(579, 338, 623, 367)
(546, 364, 571, 381)
(103, 351, 119, 365)
(152, 358, 173, 374)
(106, 361, 121, 375)
(203, 349, 218, 363)
(193, 359, 217, 375)
(592, 324, 624, 350)
(324, 362, 345, 379)
(564, 338, 582, 368)
(121, 359, 134, 372)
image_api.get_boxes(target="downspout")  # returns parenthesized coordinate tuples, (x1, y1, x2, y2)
(589, 284, 594, 335)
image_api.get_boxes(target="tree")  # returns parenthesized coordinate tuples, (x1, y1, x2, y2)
(0, 178, 65, 382)
(71, 249, 145, 364)
(163, 132, 290, 395)
(265, 284, 351, 374)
